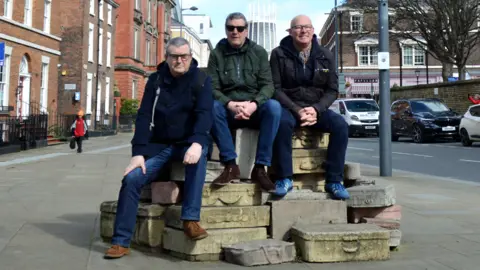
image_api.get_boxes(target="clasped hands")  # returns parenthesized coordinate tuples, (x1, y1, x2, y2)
(298, 107, 318, 126)
(227, 101, 257, 120)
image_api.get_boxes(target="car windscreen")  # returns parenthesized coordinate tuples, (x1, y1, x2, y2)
(411, 100, 450, 113)
(344, 100, 379, 112)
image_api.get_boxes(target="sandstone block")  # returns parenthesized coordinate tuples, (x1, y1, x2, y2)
(261, 189, 331, 204)
(292, 128, 329, 149)
(170, 161, 225, 182)
(269, 199, 347, 241)
(345, 177, 376, 188)
(151, 181, 180, 205)
(202, 183, 262, 207)
(100, 201, 167, 248)
(291, 223, 390, 263)
(389, 230, 402, 248)
(209, 143, 220, 161)
(224, 239, 296, 266)
(162, 227, 267, 261)
(360, 217, 400, 230)
(291, 148, 328, 174)
(140, 184, 151, 201)
(347, 205, 402, 223)
(346, 184, 396, 208)
(164, 205, 270, 229)
(235, 128, 259, 179)
(344, 162, 361, 180)
(292, 173, 326, 191)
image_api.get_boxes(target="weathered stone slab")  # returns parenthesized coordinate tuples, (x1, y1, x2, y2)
(164, 205, 270, 229)
(291, 148, 328, 174)
(292, 129, 329, 149)
(269, 199, 347, 241)
(292, 173, 326, 191)
(224, 239, 296, 266)
(202, 183, 262, 207)
(100, 201, 167, 248)
(360, 217, 400, 230)
(347, 205, 402, 223)
(291, 223, 390, 263)
(261, 189, 331, 204)
(151, 181, 180, 205)
(209, 143, 220, 161)
(346, 184, 396, 208)
(389, 229, 402, 248)
(235, 128, 259, 179)
(140, 184, 151, 201)
(344, 162, 361, 180)
(162, 227, 267, 261)
(170, 161, 225, 182)
(345, 177, 376, 188)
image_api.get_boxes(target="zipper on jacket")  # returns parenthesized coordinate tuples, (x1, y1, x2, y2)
(233, 55, 241, 81)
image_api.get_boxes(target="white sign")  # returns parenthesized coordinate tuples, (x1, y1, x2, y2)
(377, 52, 390, 70)
(434, 88, 438, 95)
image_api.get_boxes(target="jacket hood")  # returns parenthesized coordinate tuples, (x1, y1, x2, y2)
(279, 34, 321, 57)
(156, 57, 199, 74)
(215, 38, 257, 54)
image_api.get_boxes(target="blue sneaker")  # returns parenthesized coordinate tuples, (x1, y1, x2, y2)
(325, 182, 350, 200)
(274, 178, 294, 196)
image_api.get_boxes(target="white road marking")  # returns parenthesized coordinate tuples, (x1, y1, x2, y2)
(459, 159, 480, 163)
(347, 147, 374, 151)
(392, 151, 433, 158)
(85, 144, 130, 154)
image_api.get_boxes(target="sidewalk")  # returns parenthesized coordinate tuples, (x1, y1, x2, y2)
(0, 133, 478, 270)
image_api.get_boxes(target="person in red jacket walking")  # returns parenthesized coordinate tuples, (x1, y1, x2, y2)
(70, 110, 88, 153)
(468, 94, 480, 104)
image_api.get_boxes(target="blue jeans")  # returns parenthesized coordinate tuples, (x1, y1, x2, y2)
(273, 108, 349, 183)
(211, 99, 281, 166)
(111, 144, 208, 247)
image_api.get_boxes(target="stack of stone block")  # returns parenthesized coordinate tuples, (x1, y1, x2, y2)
(345, 183, 402, 249)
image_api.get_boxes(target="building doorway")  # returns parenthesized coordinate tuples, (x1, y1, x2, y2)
(17, 55, 31, 118)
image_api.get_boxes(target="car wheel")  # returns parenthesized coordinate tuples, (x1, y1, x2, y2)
(412, 125, 425, 143)
(391, 133, 399, 141)
(460, 128, 473, 146)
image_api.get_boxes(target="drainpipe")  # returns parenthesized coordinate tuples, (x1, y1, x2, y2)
(93, 0, 102, 130)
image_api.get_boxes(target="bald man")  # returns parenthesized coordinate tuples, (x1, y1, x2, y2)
(269, 15, 350, 200)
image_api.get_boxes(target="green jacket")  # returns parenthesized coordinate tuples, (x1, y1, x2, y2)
(207, 38, 274, 106)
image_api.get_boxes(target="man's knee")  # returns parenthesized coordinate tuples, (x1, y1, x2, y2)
(330, 113, 349, 136)
(261, 99, 282, 118)
(122, 169, 142, 186)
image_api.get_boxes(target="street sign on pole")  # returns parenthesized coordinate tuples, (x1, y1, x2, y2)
(338, 73, 346, 94)
(0, 42, 5, 67)
(378, 0, 392, 177)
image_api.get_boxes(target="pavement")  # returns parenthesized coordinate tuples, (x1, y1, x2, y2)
(1, 133, 480, 269)
(347, 136, 479, 183)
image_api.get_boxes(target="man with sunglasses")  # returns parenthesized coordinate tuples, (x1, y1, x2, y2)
(104, 37, 213, 259)
(269, 15, 350, 200)
(207, 12, 281, 192)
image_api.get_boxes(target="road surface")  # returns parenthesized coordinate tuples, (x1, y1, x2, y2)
(347, 137, 479, 182)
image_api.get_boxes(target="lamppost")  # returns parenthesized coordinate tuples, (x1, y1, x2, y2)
(180, 6, 198, 37)
(415, 69, 420, 85)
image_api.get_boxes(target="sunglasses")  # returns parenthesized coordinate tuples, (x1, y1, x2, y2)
(226, 25, 247, 33)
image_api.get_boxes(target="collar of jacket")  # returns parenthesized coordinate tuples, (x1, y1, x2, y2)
(279, 34, 322, 60)
(155, 58, 199, 84)
(215, 38, 255, 56)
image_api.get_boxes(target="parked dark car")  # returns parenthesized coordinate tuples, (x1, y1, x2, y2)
(390, 98, 462, 143)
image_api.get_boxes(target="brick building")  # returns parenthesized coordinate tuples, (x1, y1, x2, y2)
(57, 0, 119, 129)
(114, 0, 176, 102)
(0, 0, 61, 117)
(318, 6, 480, 98)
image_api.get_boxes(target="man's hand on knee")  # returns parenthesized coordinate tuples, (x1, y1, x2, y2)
(124, 155, 146, 176)
(184, 143, 203, 165)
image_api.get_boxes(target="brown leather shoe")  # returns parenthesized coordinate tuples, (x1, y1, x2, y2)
(104, 245, 130, 259)
(211, 163, 240, 186)
(251, 166, 276, 192)
(183, 221, 208, 240)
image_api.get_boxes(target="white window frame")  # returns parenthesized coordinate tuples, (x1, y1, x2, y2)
(147, 0, 151, 23)
(99, 28, 103, 65)
(99, 0, 103, 21)
(24, 0, 33, 26)
(105, 77, 110, 114)
(107, 4, 112, 25)
(4, 0, 13, 19)
(88, 23, 94, 62)
(354, 38, 379, 67)
(135, 0, 140, 10)
(96, 83, 101, 121)
(0, 45, 12, 107)
(146, 39, 151, 65)
(86, 73, 93, 113)
(132, 80, 137, 99)
(40, 56, 50, 113)
(44, 0, 52, 33)
(350, 11, 363, 32)
(134, 28, 139, 59)
(399, 39, 427, 66)
(107, 32, 112, 67)
(90, 0, 95, 16)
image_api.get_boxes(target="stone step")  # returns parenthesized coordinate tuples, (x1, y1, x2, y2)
(162, 227, 268, 261)
(202, 183, 262, 207)
(346, 184, 396, 208)
(224, 239, 296, 266)
(291, 223, 391, 263)
(164, 205, 270, 230)
(171, 161, 224, 182)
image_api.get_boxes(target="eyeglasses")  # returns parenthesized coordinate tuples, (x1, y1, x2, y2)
(291, 24, 313, 31)
(226, 25, 247, 33)
(168, 54, 191, 61)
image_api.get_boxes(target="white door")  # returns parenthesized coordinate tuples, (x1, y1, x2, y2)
(17, 56, 31, 118)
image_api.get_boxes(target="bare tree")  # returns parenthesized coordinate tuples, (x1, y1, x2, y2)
(343, 0, 480, 80)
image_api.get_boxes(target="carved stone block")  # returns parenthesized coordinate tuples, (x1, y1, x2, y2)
(292, 128, 329, 149)
(202, 183, 262, 207)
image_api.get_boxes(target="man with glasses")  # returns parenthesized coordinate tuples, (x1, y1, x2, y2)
(207, 12, 281, 192)
(269, 15, 350, 200)
(104, 37, 213, 259)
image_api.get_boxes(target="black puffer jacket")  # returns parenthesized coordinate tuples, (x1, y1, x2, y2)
(269, 34, 338, 116)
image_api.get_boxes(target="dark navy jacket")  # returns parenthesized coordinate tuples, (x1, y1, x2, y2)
(131, 59, 213, 157)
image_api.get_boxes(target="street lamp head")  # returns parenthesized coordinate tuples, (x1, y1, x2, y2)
(415, 69, 420, 77)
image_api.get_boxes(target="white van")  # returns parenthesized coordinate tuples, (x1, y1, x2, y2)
(329, 98, 380, 136)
